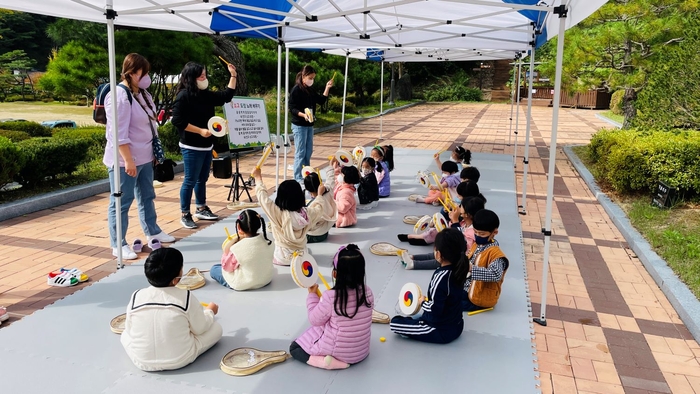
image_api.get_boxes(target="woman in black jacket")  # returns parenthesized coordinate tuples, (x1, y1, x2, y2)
(289, 65, 333, 182)
(171, 61, 236, 229)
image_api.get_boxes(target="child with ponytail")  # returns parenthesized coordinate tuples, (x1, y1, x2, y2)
(371, 145, 394, 198)
(210, 209, 274, 291)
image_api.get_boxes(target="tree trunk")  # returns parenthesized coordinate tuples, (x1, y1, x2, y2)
(212, 36, 247, 96)
(622, 88, 637, 128)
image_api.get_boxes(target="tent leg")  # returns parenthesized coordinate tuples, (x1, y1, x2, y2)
(508, 61, 517, 147)
(521, 42, 536, 215)
(284, 47, 290, 181)
(275, 43, 282, 188)
(379, 60, 384, 140)
(512, 60, 522, 169)
(534, 6, 568, 327)
(106, 1, 123, 270)
(339, 53, 349, 149)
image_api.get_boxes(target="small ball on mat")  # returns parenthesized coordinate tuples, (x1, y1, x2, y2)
(380, 337, 386, 342)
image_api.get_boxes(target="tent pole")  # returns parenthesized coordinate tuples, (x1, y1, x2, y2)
(106, 0, 123, 270)
(521, 40, 536, 215)
(379, 60, 384, 140)
(534, 5, 568, 327)
(339, 52, 349, 149)
(284, 47, 289, 181)
(508, 61, 517, 147)
(275, 43, 282, 188)
(512, 60, 522, 168)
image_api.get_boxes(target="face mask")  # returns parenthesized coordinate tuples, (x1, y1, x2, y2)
(336, 174, 344, 184)
(197, 78, 209, 90)
(442, 172, 449, 177)
(305, 79, 314, 87)
(138, 74, 151, 89)
(474, 234, 491, 245)
(362, 168, 372, 176)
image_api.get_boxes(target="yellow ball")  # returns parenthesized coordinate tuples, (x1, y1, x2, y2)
(379, 337, 386, 342)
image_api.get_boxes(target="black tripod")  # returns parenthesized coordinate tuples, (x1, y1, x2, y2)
(226, 150, 254, 203)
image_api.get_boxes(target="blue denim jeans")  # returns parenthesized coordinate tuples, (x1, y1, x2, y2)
(210, 264, 231, 289)
(180, 148, 212, 213)
(108, 163, 162, 248)
(292, 124, 314, 181)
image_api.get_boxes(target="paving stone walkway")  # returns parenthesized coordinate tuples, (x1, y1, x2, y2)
(1, 102, 699, 393)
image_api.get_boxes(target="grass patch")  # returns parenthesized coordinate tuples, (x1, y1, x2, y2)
(600, 110, 624, 125)
(571, 143, 700, 299)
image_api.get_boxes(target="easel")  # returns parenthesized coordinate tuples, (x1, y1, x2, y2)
(226, 149, 254, 203)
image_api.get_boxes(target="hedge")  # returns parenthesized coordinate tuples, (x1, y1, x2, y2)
(157, 122, 181, 154)
(609, 90, 624, 116)
(0, 129, 31, 143)
(14, 137, 91, 187)
(0, 136, 25, 187)
(0, 121, 51, 137)
(589, 128, 700, 194)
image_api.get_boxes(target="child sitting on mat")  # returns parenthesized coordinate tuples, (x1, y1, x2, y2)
(401, 196, 485, 270)
(414, 161, 461, 205)
(435, 146, 471, 172)
(371, 145, 394, 198)
(437, 168, 483, 221)
(335, 165, 360, 228)
(253, 168, 326, 266)
(390, 228, 468, 344)
(358, 157, 379, 210)
(461, 166, 480, 183)
(121, 248, 222, 371)
(462, 209, 509, 312)
(290, 244, 374, 369)
(210, 209, 274, 291)
(305, 170, 337, 243)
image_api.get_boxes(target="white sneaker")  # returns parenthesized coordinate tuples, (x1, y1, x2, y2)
(148, 231, 176, 243)
(113, 245, 138, 260)
(397, 250, 414, 270)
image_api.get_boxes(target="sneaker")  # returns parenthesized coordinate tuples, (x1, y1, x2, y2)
(181, 213, 198, 229)
(112, 245, 138, 260)
(195, 206, 219, 220)
(148, 231, 175, 243)
(47, 271, 80, 287)
(0, 306, 8, 325)
(397, 250, 414, 270)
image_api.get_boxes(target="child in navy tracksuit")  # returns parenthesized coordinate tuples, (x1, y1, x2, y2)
(390, 228, 469, 344)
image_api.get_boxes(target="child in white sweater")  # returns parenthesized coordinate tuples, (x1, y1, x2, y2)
(210, 209, 275, 290)
(121, 248, 222, 371)
(304, 169, 337, 243)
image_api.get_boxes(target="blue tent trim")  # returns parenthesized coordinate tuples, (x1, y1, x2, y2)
(211, 0, 293, 39)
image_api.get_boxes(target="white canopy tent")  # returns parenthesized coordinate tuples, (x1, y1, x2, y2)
(0, 0, 608, 326)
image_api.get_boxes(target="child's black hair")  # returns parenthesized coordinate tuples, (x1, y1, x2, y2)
(473, 209, 500, 232)
(236, 209, 271, 245)
(461, 196, 486, 219)
(333, 244, 372, 318)
(434, 228, 469, 288)
(341, 165, 361, 184)
(144, 248, 184, 287)
(454, 146, 471, 165)
(456, 180, 487, 203)
(372, 145, 395, 171)
(361, 157, 376, 172)
(460, 166, 480, 183)
(441, 161, 459, 174)
(303, 172, 321, 195)
(275, 179, 305, 212)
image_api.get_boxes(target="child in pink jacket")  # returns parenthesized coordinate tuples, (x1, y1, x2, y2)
(290, 244, 373, 369)
(334, 166, 360, 228)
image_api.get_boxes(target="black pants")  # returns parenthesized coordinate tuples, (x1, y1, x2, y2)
(307, 232, 328, 243)
(462, 291, 489, 312)
(289, 341, 310, 363)
(390, 315, 463, 344)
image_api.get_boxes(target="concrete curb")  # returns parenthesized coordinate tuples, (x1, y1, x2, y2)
(595, 113, 623, 129)
(0, 102, 423, 222)
(564, 145, 700, 341)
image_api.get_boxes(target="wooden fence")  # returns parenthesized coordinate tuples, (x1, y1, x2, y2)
(518, 87, 612, 109)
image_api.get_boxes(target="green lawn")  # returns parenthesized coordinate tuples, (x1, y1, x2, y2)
(572, 144, 700, 299)
(600, 110, 624, 125)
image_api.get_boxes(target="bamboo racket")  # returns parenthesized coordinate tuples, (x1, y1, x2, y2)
(251, 144, 273, 177)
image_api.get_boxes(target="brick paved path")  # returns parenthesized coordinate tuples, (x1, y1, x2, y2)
(2, 103, 699, 393)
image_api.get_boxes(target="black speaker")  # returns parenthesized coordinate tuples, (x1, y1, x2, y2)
(212, 154, 232, 179)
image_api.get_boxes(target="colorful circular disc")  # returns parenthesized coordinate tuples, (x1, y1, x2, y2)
(291, 252, 319, 288)
(433, 213, 449, 232)
(208, 116, 228, 137)
(414, 215, 432, 234)
(398, 283, 422, 315)
(335, 150, 353, 167)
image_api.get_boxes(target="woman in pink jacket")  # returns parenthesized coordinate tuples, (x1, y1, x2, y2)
(334, 166, 360, 228)
(290, 244, 373, 369)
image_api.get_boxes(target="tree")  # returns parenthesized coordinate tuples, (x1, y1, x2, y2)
(0, 50, 37, 99)
(212, 35, 248, 96)
(39, 42, 109, 100)
(538, 0, 693, 127)
(0, 10, 54, 69)
(46, 18, 107, 47)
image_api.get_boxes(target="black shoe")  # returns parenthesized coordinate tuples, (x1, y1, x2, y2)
(180, 213, 197, 229)
(195, 206, 219, 220)
(397, 234, 409, 242)
(408, 239, 429, 246)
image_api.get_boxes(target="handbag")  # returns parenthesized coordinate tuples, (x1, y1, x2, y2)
(135, 90, 166, 164)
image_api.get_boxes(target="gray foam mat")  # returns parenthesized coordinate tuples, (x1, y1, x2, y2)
(0, 150, 538, 394)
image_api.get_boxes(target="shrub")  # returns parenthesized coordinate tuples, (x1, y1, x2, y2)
(0, 136, 25, 188)
(14, 137, 91, 187)
(0, 121, 51, 137)
(424, 85, 482, 102)
(609, 90, 624, 115)
(53, 126, 107, 162)
(588, 128, 700, 194)
(158, 122, 181, 154)
(0, 129, 31, 143)
(326, 96, 358, 114)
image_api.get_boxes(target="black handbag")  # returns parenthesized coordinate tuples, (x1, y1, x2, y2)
(154, 159, 176, 182)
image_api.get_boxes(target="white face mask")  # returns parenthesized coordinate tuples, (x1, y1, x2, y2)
(336, 174, 344, 184)
(305, 79, 314, 87)
(362, 168, 372, 176)
(442, 172, 449, 177)
(196, 79, 209, 90)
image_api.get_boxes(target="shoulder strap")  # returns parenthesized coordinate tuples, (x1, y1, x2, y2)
(117, 84, 133, 105)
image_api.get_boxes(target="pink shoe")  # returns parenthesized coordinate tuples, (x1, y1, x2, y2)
(305, 355, 349, 370)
